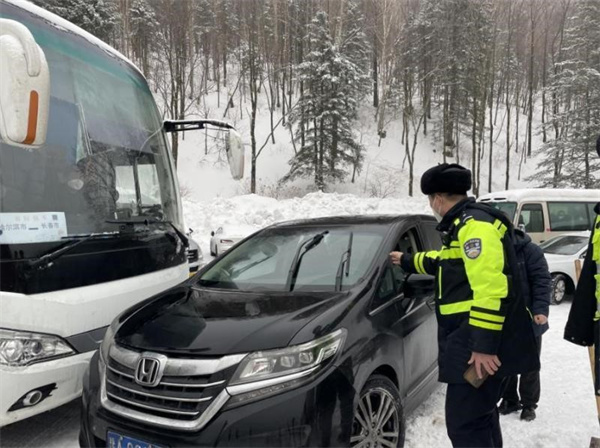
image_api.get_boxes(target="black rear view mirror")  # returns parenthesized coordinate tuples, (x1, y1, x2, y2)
(404, 274, 435, 299)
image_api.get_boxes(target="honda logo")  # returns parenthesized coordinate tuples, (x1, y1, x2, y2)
(135, 353, 166, 387)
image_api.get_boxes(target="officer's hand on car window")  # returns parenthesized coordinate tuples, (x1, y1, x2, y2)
(534, 314, 548, 325)
(390, 251, 403, 265)
(468, 352, 502, 379)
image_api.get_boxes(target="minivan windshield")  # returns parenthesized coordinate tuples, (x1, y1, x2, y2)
(0, 9, 179, 245)
(540, 235, 589, 256)
(198, 225, 387, 292)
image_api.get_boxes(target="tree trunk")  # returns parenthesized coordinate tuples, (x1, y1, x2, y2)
(527, 13, 534, 158)
(373, 37, 379, 108)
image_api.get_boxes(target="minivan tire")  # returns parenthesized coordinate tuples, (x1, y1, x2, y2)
(351, 374, 405, 448)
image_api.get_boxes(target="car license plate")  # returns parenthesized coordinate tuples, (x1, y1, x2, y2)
(106, 431, 166, 448)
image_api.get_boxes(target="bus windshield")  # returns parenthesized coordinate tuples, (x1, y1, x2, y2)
(0, 7, 179, 245)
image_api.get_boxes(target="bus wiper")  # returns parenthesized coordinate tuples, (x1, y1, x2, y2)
(335, 232, 353, 292)
(106, 218, 189, 248)
(286, 231, 329, 292)
(26, 232, 121, 271)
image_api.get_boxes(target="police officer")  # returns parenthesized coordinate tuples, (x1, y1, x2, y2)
(390, 163, 538, 448)
(564, 136, 600, 398)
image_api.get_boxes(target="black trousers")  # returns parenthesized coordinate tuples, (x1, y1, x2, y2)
(446, 376, 505, 448)
(501, 336, 542, 408)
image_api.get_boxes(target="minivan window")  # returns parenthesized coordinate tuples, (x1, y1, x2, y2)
(519, 203, 544, 233)
(198, 226, 386, 292)
(375, 266, 398, 306)
(486, 202, 517, 221)
(548, 202, 592, 231)
(422, 221, 443, 249)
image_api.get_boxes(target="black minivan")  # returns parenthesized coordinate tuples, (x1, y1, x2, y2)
(80, 215, 442, 447)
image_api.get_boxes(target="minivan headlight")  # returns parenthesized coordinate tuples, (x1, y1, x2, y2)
(0, 329, 75, 367)
(228, 329, 346, 391)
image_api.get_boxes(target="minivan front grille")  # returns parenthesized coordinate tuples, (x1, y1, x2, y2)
(101, 345, 246, 430)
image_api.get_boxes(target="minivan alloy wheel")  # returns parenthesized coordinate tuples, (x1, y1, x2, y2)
(351, 377, 403, 448)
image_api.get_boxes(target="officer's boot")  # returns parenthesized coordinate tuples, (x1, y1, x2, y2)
(520, 406, 536, 421)
(498, 400, 521, 415)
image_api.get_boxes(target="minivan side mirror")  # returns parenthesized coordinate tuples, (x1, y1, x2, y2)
(0, 19, 50, 148)
(403, 274, 435, 299)
(211, 231, 215, 237)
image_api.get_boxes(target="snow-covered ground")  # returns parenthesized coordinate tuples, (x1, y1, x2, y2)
(1, 300, 595, 447)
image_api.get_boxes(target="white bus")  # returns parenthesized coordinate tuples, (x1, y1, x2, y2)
(0, 0, 243, 425)
(478, 188, 599, 244)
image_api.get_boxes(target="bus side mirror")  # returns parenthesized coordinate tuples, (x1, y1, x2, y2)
(226, 129, 244, 180)
(0, 19, 50, 148)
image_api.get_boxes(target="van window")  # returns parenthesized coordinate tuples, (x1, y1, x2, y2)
(518, 204, 544, 233)
(548, 202, 592, 231)
(487, 202, 517, 221)
(588, 203, 598, 226)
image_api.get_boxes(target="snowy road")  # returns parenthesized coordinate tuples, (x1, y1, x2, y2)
(1, 302, 597, 447)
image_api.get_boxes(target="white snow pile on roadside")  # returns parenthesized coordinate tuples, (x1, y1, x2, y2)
(183, 191, 431, 255)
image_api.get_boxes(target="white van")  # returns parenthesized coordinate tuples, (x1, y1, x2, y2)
(478, 189, 599, 244)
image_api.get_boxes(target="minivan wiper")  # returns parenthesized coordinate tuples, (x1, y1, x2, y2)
(26, 232, 121, 271)
(335, 232, 353, 291)
(106, 218, 189, 248)
(286, 231, 329, 292)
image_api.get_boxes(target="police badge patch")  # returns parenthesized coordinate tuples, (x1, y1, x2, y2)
(463, 238, 482, 259)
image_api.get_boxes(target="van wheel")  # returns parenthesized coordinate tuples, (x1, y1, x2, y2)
(351, 375, 405, 448)
(551, 274, 567, 305)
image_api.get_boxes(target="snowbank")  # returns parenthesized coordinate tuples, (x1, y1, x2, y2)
(183, 191, 431, 256)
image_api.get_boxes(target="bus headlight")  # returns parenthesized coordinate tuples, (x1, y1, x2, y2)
(0, 329, 75, 367)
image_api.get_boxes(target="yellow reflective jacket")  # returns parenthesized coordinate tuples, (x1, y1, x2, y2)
(402, 198, 538, 383)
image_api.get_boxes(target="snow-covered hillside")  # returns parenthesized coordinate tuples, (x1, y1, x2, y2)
(175, 83, 547, 203)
